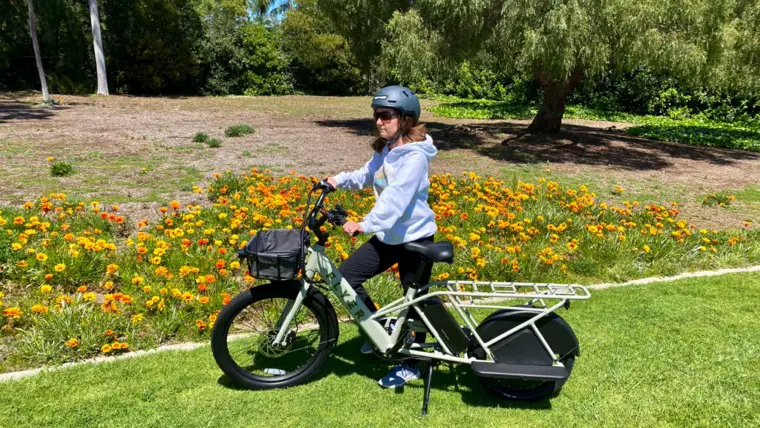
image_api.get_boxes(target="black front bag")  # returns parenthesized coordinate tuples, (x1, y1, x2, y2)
(242, 229, 306, 281)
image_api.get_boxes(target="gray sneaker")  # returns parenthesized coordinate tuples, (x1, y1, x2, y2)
(378, 363, 420, 388)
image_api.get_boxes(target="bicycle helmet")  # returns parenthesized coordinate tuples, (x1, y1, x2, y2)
(371, 85, 421, 122)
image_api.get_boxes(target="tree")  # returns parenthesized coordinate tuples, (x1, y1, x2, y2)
(88, 0, 108, 95)
(318, 1, 758, 133)
(281, 0, 363, 94)
(415, 0, 760, 133)
(26, 0, 50, 102)
(248, 0, 293, 23)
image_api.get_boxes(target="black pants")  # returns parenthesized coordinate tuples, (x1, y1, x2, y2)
(338, 234, 434, 343)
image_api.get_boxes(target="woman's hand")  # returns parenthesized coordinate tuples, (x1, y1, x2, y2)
(325, 177, 338, 189)
(342, 221, 363, 236)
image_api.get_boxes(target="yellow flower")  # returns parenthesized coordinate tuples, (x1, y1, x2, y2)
(65, 338, 79, 348)
(642, 245, 651, 253)
(36, 253, 48, 262)
(11, 243, 22, 251)
(131, 314, 144, 325)
(54, 263, 66, 272)
(83, 292, 97, 302)
(31, 304, 49, 314)
(40, 284, 52, 294)
(106, 264, 119, 275)
(101, 344, 112, 354)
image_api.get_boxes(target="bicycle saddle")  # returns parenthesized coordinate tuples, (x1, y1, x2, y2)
(403, 241, 454, 264)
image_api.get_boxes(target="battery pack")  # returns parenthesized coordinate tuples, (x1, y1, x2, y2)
(416, 297, 469, 355)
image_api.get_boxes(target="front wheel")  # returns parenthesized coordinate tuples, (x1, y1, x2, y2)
(211, 282, 338, 389)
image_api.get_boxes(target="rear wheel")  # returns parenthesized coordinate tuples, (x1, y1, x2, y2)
(211, 282, 338, 389)
(469, 309, 579, 401)
(478, 356, 575, 401)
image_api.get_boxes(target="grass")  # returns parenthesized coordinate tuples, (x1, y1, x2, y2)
(224, 124, 255, 137)
(1, 272, 758, 427)
(429, 99, 760, 152)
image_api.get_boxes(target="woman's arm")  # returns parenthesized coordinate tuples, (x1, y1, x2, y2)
(332, 152, 383, 190)
(358, 153, 427, 234)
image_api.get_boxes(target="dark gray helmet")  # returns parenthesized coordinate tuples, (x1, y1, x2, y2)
(371, 85, 421, 122)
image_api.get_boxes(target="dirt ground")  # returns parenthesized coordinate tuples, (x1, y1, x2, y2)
(1, 92, 758, 229)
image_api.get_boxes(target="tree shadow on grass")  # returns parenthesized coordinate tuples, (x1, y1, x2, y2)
(314, 118, 759, 171)
(0, 96, 64, 123)
(218, 335, 552, 410)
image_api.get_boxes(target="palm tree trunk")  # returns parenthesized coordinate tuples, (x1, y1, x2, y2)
(89, 0, 109, 95)
(26, 0, 50, 103)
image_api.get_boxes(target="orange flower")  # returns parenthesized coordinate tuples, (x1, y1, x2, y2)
(77, 285, 87, 293)
(31, 304, 49, 314)
(105, 329, 114, 336)
(4, 307, 23, 319)
(65, 338, 79, 348)
(106, 264, 118, 275)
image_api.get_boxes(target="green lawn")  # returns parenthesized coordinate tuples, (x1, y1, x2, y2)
(429, 99, 760, 152)
(2, 272, 759, 427)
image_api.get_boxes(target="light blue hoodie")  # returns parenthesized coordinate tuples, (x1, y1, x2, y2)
(333, 134, 438, 245)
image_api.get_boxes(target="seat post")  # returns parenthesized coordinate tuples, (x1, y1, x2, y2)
(412, 261, 433, 288)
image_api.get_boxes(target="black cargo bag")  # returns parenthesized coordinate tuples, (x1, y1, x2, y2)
(242, 229, 305, 281)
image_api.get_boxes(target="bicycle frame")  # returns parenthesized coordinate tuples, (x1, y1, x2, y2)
(270, 243, 591, 368)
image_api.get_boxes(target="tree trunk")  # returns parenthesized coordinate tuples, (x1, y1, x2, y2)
(527, 67, 583, 133)
(27, 0, 50, 103)
(89, 0, 109, 95)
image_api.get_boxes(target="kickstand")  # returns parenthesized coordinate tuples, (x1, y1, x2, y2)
(421, 361, 435, 416)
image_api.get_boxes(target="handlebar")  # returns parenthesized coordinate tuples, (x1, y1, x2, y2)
(305, 180, 358, 244)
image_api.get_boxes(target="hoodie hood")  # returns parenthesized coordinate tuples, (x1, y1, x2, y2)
(386, 134, 437, 162)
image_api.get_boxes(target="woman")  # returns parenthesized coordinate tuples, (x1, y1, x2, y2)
(326, 85, 438, 389)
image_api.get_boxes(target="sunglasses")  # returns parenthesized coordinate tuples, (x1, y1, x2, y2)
(373, 110, 398, 122)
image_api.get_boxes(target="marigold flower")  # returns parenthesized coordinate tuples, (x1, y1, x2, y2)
(36, 252, 48, 262)
(54, 263, 66, 272)
(106, 264, 118, 275)
(65, 338, 79, 348)
(77, 285, 87, 293)
(31, 304, 49, 314)
(40, 284, 52, 294)
(101, 344, 112, 354)
(83, 292, 97, 302)
(105, 329, 114, 336)
(131, 314, 144, 325)
(3, 307, 22, 319)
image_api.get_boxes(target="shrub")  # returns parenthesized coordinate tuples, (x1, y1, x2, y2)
(702, 193, 736, 207)
(193, 132, 210, 143)
(50, 161, 75, 177)
(225, 124, 255, 137)
(207, 138, 222, 148)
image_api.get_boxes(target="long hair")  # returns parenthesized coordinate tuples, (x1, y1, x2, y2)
(371, 115, 427, 152)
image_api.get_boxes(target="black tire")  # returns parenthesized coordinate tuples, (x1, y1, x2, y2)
(211, 282, 338, 389)
(478, 356, 575, 401)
